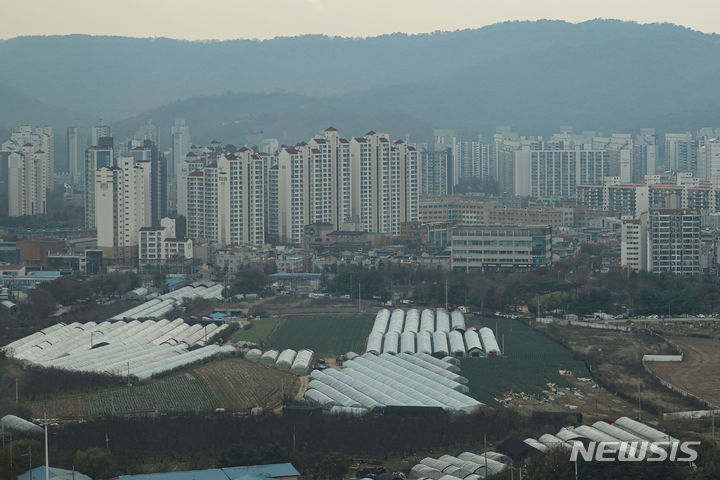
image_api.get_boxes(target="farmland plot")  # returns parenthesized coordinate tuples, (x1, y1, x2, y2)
(462, 318, 589, 406)
(194, 358, 299, 411)
(86, 373, 218, 415)
(268, 314, 373, 356)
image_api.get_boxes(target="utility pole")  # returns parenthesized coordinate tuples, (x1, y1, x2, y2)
(44, 423, 49, 480)
(445, 279, 448, 310)
(637, 383, 642, 421)
(16, 378, 18, 404)
(358, 281, 361, 313)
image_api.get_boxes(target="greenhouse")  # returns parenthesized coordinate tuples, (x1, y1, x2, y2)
(304, 352, 482, 414)
(404, 309, 420, 332)
(372, 309, 390, 334)
(478, 327, 501, 356)
(290, 349, 314, 374)
(382, 331, 400, 355)
(431, 331, 449, 357)
(400, 331, 416, 354)
(2, 319, 230, 379)
(450, 310, 466, 332)
(388, 309, 405, 333)
(275, 349, 297, 369)
(416, 331, 433, 355)
(260, 350, 279, 364)
(464, 330, 484, 357)
(435, 309, 450, 332)
(420, 309, 435, 332)
(447, 331, 466, 357)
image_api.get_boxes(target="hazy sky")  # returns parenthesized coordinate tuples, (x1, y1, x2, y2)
(2, 0, 720, 40)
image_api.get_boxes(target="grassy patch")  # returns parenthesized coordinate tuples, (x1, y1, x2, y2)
(462, 318, 589, 406)
(232, 316, 281, 344)
(86, 374, 218, 415)
(267, 314, 374, 356)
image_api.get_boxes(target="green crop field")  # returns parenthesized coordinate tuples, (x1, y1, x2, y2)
(267, 314, 374, 356)
(232, 316, 281, 344)
(462, 318, 589, 407)
(86, 373, 218, 415)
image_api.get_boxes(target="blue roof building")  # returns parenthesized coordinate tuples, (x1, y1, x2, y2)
(115, 463, 300, 480)
(19, 466, 92, 480)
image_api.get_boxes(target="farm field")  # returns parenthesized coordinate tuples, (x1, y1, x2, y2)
(462, 318, 589, 407)
(194, 358, 299, 411)
(233, 316, 281, 344)
(86, 373, 218, 416)
(267, 314, 374, 356)
(648, 336, 720, 406)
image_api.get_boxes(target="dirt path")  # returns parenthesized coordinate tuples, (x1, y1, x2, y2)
(649, 336, 720, 406)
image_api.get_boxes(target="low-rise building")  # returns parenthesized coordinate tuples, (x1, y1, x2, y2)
(450, 225, 552, 271)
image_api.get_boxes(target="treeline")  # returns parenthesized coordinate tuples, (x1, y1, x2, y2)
(46, 410, 535, 476)
(342, 250, 720, 315)
(17, 411, 720, 479)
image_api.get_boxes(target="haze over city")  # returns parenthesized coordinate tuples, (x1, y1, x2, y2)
(2, 2, 720, 480)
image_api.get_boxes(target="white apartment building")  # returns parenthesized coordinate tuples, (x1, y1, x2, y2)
(186, 149, 265, 246)
(271, 128, 418, 245)
(621, 217, 646, 272)
(7, 143, 50, 216)
(513, 148, 609, 197)
(647, 209, 701, 275)
(171, 119, 191, 215)
(698, 139, 720, 183)
(2, 126, 54, 217)
(84, 138, 114, 228)
(665, 133, 697, 173)
(139, 218, 192, 265)
(95, 156, 152, 261)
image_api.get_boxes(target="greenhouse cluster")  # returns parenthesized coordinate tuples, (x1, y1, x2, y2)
(409, 451, 509, 479)
(303, 352, 482, 415)
(110, 283, 224, 321)
(2, 319, 232, 380)
(367, 309, 500, 357)
(244, 348, 315, 374)
(523, 416, 679, 454)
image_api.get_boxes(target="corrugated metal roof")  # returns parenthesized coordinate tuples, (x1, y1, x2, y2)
(19, 466, 92, 480)
(117, 463, 299, 480)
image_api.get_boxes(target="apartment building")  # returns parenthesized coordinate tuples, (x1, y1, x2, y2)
(2, 126, 54, 217)
(95, 156, 152, 261)
(139, 218, 192, 265)
(186, 149, 265, 246)
(271, 128, 418, 245)
(647, 208, 701, 275)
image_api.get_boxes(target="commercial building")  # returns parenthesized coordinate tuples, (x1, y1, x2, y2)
(450, 225, 552, 270)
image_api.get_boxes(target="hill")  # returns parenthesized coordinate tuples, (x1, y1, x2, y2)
(2, 20, 720, 142)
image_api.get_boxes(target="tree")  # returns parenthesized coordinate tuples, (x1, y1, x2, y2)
(319, 452, 350, 480)
(74, 447, 117, 479)
(229, 268, 268, 295)
(29, 288, 56, 318)
(9, 439, 42, 474)
(0, 449, 15, 480)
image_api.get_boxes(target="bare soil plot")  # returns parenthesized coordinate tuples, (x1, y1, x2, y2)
(538, 324, 698, 415)
(28, 394, 88, 419)
(194, 358, 299, 411)
(648, 336, 720, 406)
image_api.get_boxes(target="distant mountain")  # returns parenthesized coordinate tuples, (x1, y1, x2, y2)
(0, 81, 81, 130)
(2, 20, 720, 142)
(112, 92, 433, 147)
